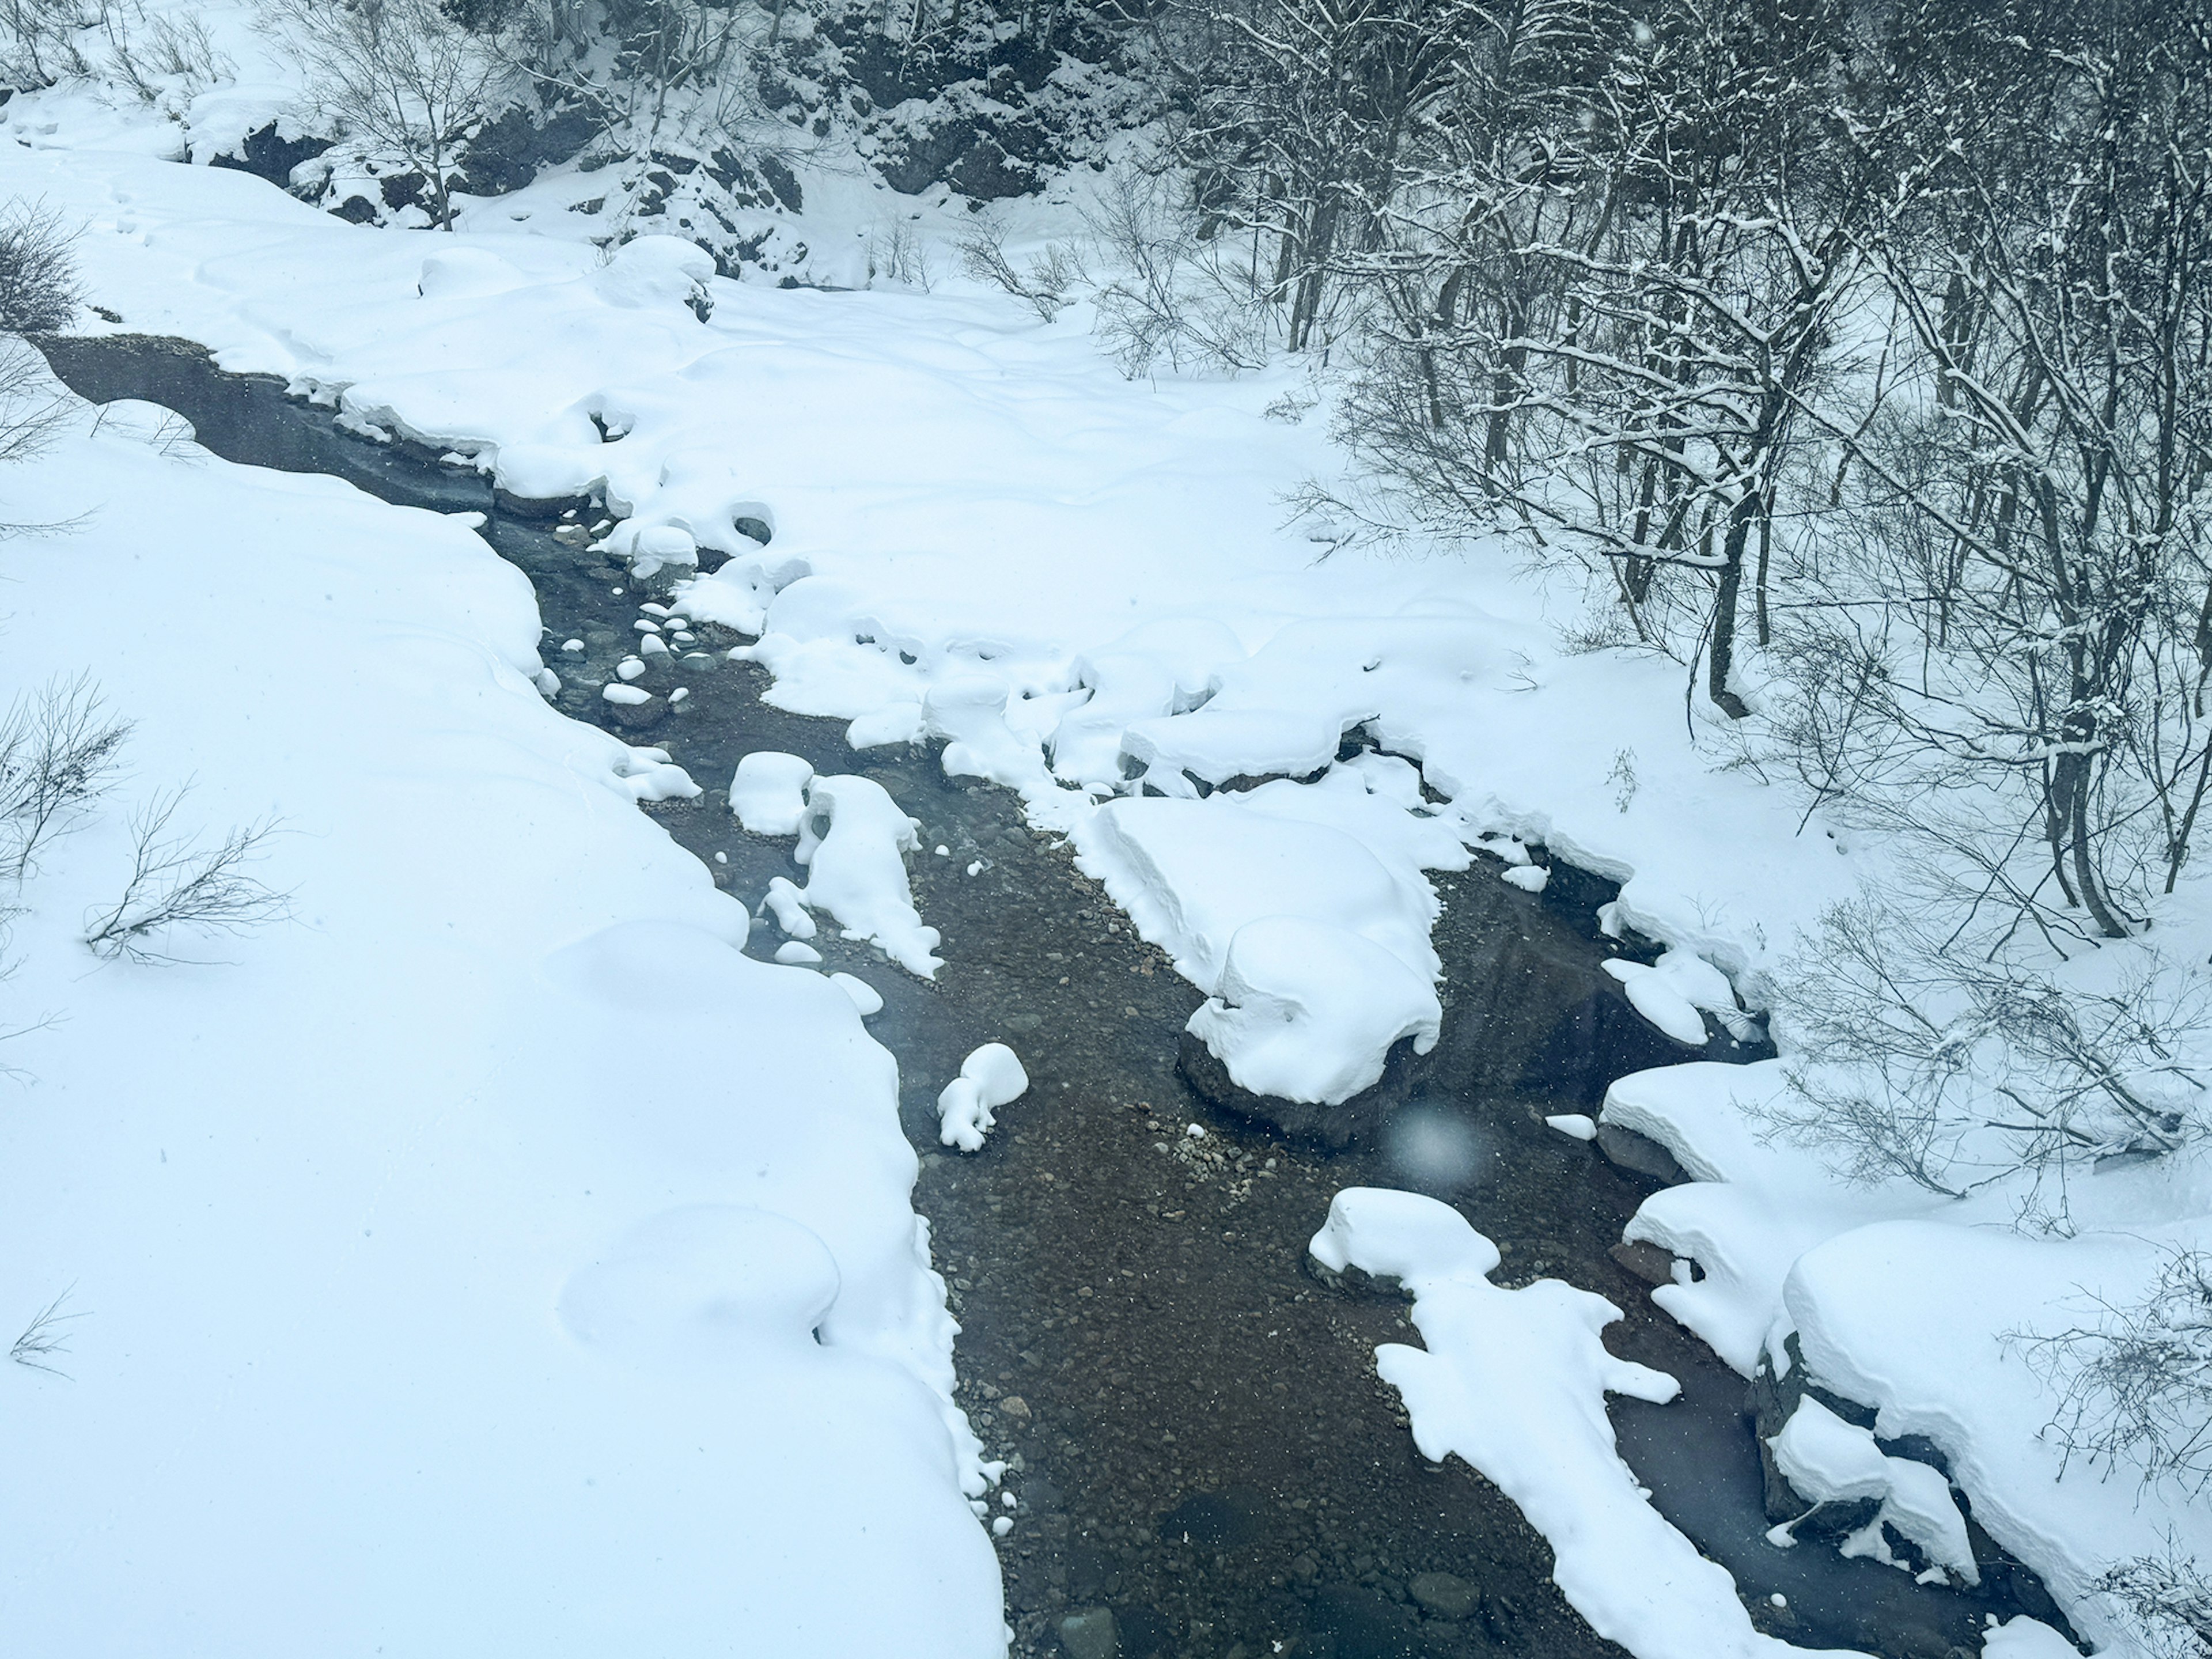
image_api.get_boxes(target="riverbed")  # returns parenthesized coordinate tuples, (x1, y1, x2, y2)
(37, 333, 2052, 1659)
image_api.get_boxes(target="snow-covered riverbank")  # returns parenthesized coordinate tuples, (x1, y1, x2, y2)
(2, 46, 2205, 1659)
(0, 381, 998, 1655)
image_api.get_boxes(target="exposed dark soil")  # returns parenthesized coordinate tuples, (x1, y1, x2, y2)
(39, 332, 2054, 1659)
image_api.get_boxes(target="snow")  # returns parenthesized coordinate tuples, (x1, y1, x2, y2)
(795, 774, 943, 978)
(8, 53, 2202, 1649)
(762, 873, 819, 940)
(1547, 1113, 1599, 1141)
(774, 939, 825, 965)
(1309, 1189, 1862, 1659)
(937, 1044, 1031, 1153)
(1785, 1221, 2204, 1655)
(1075, 794, 1437, 990)
(732, 750, 816, 835)
(1603, 950, 1744, 1046)
(1185, 915, 1441, 1103)
(1980, 1618, 2082, 1659)
(831, 972, 886, 1017)
(1767, 1397, 1976, 1584)
(0, 388, 998, 1655)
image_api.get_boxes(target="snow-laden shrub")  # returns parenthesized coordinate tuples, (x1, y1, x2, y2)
(1761, 895, 2210, 1207)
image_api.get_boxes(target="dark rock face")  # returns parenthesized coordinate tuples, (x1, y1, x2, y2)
(1595, 1121, 1688, 1184)
(1745, 1334, 2084, 1641)
(453, 104, 595, 198)
(207, 122, 332, 190)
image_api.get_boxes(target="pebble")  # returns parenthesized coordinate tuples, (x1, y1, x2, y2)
(1407, 1570, 1477, 1619)
(1056, 1608, 1118, 1659)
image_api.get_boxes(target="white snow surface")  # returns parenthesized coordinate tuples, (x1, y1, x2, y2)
(1767, 1397, 1976, 1584)
(0, 395, 998, 1654)
(793, 773, 941, 976)
(937, 1044, 1031, 1153)
(1185, 915, 1441, 1103)
(1309, 1189, 1863, 1659)
(7, 58, 2204, 1648)
(731, 749, 816, 835)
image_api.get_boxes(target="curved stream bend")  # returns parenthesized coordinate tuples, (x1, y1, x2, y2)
(37, 334, 2064, 1659)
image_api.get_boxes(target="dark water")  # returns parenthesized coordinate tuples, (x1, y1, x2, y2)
(40, 334, 2053, 1659)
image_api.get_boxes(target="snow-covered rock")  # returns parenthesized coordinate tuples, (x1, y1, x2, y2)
(937, 1043, 1030, 1152)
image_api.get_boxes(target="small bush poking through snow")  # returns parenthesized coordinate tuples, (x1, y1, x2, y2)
(8, 1286, 81, 1378)
(2023, 1247, 2212, 1494)
(0, 199, 81, 335)
(82, 788, 289, 964)
(0, 674, 131, 882)
(1765, 895, 2209, 1203)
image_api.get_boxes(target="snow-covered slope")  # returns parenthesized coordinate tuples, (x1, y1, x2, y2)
(0, 389, 999, 1654)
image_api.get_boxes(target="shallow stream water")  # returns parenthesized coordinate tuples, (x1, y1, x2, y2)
(40, 334, 2060, 1659)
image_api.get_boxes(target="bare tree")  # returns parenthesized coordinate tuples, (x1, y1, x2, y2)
(0, 0, 92, 89)
(0, 198, 80, 335)
(270, 0, 516, 230)
(2094, 1547, 2212, 1659)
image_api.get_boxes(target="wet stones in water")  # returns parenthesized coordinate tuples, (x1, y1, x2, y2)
(1157, 1486, 1266, 1550)
(1056, 1607, 1118, 1659)
(1175, 869, 1741, 1152)
(1406, 1571, 1478, 1620)
(1175, 1027, 1420, 1150)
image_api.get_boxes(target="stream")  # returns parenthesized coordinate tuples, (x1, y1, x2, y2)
(39, 333, 2065, 1659)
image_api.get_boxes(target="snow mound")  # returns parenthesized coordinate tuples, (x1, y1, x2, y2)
(1768, 1397, 1976, 1584)
(1602, 949, 1740, 1046)
(558, 1204, 840, 1369)
(731, 751, 815, 836)
(1310, 1188, 1862, 1659)
(1075, 795, 1438, 993)
(796, 774, 941, 977)
(1185, 916, 1440, 1104)
(937, 1043, 1030, 1152)
(925, 674, 1046, 790)
(761, 874, 816, 940)
(592, 234, 714, 312)
(831, 972, 884, 1016)
(415, 247, 530, 301)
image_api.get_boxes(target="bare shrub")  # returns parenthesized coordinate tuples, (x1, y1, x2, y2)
(0, 675, 131, 882)
(0, 199, 81, 335)
(9, 1286, 81, 1377)
(959, 218, 1081, 321)
(2094, 1547, 2212, 1659)
(0, 0, 92, 89)
(869, 217, 933, 291)
(83, 788, 289, 964)
(1762, 897, 2209, 1203)
(1085, 169, 1271, 378)
(2022, 1249, 2212, 1493)
(101, 1, 232, 105)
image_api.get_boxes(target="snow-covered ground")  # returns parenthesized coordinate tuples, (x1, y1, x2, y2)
(0, 383, 999, 1652)
(2, 29, 2207, 1658)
